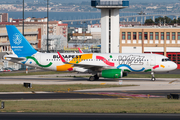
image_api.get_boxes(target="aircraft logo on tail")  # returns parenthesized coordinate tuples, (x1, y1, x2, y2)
(6, 25, 37, 57)
(13, 33, 22, 45)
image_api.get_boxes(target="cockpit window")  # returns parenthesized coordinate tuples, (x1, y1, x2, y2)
(162, 58, 171, 62)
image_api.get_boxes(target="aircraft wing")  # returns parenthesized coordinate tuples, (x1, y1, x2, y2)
(70, 63, 106, 71)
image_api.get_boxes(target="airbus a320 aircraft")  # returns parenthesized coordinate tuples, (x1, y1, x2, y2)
(3, 25, 177, 81)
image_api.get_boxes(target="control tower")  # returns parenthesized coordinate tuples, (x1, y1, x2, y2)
(91, 0, 129, 53)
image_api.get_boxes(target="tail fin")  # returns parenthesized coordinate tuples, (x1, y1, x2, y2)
(78, 47, 83, 53)
(6, 25, 37, 57)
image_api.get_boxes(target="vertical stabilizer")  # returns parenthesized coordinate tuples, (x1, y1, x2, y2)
(6, 25, 37, 57)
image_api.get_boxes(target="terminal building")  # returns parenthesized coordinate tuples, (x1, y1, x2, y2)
(119, 26, 180, 69)
(87, 24, 180, 69)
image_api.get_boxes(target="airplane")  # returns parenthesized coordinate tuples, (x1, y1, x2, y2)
(3, 25, 177, 81)
(78, 47, 83, 53)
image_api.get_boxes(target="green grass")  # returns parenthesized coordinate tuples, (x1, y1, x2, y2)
(1, 99, 180, 113)
(66, 74, 180, 78)
(0, 71, 65, 76)
(0, 70, 180, 78)
(0, 84, 135, 92)
(1, 70, 180, 78)
(126, 74, 180, 78)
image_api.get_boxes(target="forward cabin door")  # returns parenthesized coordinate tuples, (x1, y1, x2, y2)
(150, 55, 156, 66)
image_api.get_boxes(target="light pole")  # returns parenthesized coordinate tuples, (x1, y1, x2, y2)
(23, 0, 29, 72)
(47, 0, 49, 53)
(23, 0, 24, 35)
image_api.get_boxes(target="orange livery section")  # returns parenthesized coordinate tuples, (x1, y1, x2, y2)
(56, 54, 93, 71)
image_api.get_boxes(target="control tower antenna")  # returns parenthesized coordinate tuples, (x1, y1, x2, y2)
(91, 0, 129, 53)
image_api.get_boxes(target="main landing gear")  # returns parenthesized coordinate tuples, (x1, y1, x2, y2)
(89, 74, 99, 81)
(151, 72, 156, 81)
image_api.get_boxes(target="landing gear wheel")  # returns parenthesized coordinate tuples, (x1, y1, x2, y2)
(89, 74, 99, 81)
(151, 77, 156, 81)
(94, 74, 99, 80)
(89, 76, 95, 81)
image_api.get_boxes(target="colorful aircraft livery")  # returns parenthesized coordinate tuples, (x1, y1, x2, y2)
(4, 25, 177, 81)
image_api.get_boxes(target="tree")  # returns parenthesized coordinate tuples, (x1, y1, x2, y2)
(177, 17, 180, 24)
(155, 16, 172, 24)
(171, 19, 177, 24)
(145, 19, 155, 24)
(164, 16, 172, 24)
(68, 33, 72, 41)
(155, 17, 164, 24)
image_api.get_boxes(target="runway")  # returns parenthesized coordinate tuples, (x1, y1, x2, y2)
(0, 74, 180, 91)
(0, 92, 119, 100)
(0, 75, 180, 118)
(0, 74, 179, 99)
(1, 89, 180, 100)
(0, 113, 180, 120)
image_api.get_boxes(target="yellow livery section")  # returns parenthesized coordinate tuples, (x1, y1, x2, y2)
(56, 64, 73, 71)
(56, 54, 93, 71)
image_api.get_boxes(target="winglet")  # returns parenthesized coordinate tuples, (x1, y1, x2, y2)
(57, 52, 66, 63)
(78, 47, 83, 53)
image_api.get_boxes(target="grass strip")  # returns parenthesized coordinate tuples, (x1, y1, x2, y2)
(126, 74, 180, 78)
(0, 71, 65, 76)
(0, 99, 180, 113)
(0, 84, 135, 92)
(0, 70, 180, 78)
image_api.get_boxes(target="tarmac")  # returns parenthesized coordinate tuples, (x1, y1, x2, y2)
(1, 113, 180, 120)
(0, 73, 180, 119)
(0, 73, 180, 92)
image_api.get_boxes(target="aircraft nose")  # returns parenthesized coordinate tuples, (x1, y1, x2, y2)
(172, 62, 178, 70)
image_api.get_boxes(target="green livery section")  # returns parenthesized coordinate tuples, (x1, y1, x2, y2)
(101, 69, 122, 78)
(144, 69, 152, 72)
(26, 56, 53, 68)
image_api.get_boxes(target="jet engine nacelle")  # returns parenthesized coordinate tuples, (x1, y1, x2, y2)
(98, 69, 123, 78)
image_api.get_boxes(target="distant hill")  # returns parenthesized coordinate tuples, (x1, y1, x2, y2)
(6, 0, 180, 3)
(52, 0, 89, 3)
(129, 0, 179, 3)
(55, 0, 180, 3)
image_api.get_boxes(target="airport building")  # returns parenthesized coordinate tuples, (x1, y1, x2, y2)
(119, 26, 180, 69)
(20, 18, 68, 52)
(21, 18, 68, 40)
(87, 24, 180, 69)
(0, 13, 8, 22)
